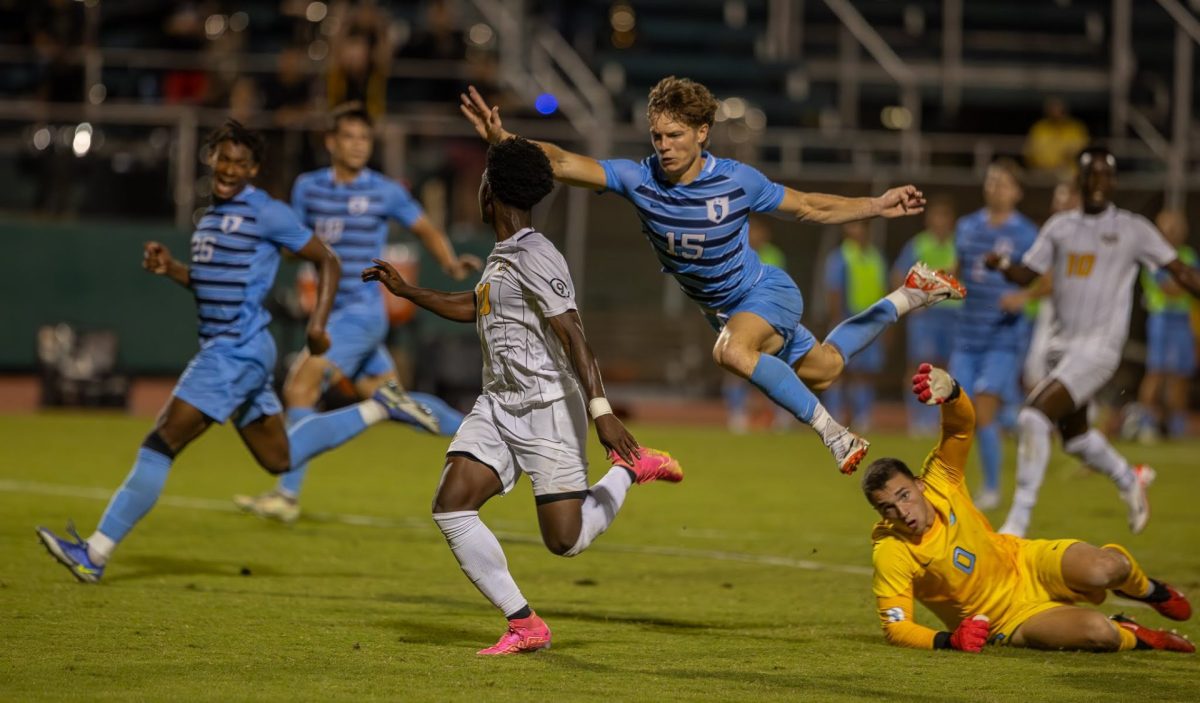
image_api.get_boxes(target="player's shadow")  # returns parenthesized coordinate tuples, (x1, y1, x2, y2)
(103, 555, 284, 583)
(548, 606, 757, 633)
(652, 668, 974, 701)
(370, 616, 494, 647)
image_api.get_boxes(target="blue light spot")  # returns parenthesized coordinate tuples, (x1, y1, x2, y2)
(534, 93, 558, 115)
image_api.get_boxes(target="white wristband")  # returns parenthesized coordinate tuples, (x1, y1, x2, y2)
(588, 397, 613, 420)
(997, 254, 1012, 272)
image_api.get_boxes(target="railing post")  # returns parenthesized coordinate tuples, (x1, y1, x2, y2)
(1110, 0, 1132, 138)
(174, 109, 197, 230)
(1167, 25, 1191, 209)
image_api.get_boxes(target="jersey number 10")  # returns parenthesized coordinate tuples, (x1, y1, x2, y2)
(664, 232, 706, 259)
(1066, 252, 1096, 278)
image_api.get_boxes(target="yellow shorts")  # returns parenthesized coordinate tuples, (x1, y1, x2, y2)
(989, 537, 1098, 644)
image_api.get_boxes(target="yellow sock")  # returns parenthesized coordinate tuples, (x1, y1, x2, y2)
(1103, 543, 1151, 597)
(1111, 620, 1139, 651)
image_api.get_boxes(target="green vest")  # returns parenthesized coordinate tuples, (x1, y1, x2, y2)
(842, 240, 887, 313)
(911, 231, 962, 309)
(757, 242, 786, 269)
(1142, 245, 1198, 314)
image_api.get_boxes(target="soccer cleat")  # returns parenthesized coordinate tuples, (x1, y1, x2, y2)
(373, 381, 441, 434)
(830, 429, 870, 476)
(35, 522, 104, 584)
(477, 612, 552, 656)
(1116, 579, 1193, 622)
(904, 262, 966, 308)
(608, 446, 683, 484)
(1111, 614, 1195, 653)
(1119, 464, 1155, 535)
(233, 490, 301, 524)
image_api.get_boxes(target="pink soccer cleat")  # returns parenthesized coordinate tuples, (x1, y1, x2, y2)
(904, 262, 966, 307)
(477, 612, 552, 656)
(608, 446, 683, 484)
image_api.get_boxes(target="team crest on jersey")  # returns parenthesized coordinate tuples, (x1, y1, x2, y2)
(884, 607, 906, 623)
(220, 215, 243, 233)
(550, 278, 571, 298)
(1101, 231, 1119, 245)
(348, 196, 370, 216)
(706, 196, 730, 223)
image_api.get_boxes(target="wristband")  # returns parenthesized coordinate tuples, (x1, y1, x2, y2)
(933, 631, 953, 650)
(588, 397, 613, 420)
(996, 254, 1012, 272)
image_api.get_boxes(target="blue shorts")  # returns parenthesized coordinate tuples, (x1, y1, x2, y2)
(174, 328, 283, 427)
(949, 347, 1021, 398)
(1146, 312, 1196, 376)
(703, 265, 817, 367)
(324, 305, 395, 380)
(906, 307, 957, 365)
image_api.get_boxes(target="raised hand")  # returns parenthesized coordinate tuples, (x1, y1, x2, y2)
(876, 185, 927, 218)
(143, 241, 173, 275)
(362, 258, 410, 297)
(459, 85, 510, 145)
(911, 363, 958, 405)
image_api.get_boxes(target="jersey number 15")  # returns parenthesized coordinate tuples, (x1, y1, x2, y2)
(664, 232, 706, 259)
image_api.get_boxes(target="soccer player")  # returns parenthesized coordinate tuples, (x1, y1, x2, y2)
(823, 220, 888, 431)
(949, 159, 1039, 510)
(892, 195, 959, 436)
(363, 136, 684, 655)
(459, 79, 964, 475)
(865, 363, 1193, 653)
(1125, 210, 1197, 442)
(233, 103, 478, 522)
(988, 147, 1200, 537)
(35, 120, 438, 583)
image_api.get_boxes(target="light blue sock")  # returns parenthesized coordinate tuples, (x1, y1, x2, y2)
(977, 422, 1001, 492)
(825, 300, 899, 363)
(287, 404, 369, 468)
(97, 446, 172, 542)
(1168, 412, 1187, 438)
(851, 382, 874, 429)
(276, 407, 316, 498)
(748, 353, 819, 423)
(409, 392, 465, 436)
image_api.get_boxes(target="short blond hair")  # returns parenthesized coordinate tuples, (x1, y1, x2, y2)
(647, 76, 719, 135)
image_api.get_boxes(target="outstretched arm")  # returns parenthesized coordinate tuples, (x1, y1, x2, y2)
(911, 364, 975, 483)
(362, 259, 475, 322)
(874, 546, 989, 652)
(1163, 258, 1200, 298)
(548, 311, 640, 464)
(294, 235, 341, 355)
(459, 86, 608, 189)
(776, 185, 926, 224)
(408, 216, 483, 281)
(143, 242, 190, 288)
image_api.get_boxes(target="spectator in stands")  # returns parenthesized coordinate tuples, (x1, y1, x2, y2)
(161, 3, 210, 104)
(327, 3, 393, 121)
(1024, 97, 1089, 175)
(29, 0, 85, 103)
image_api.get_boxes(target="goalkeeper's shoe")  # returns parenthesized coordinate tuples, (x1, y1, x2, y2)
(373, 381, 441, 434)
(904, 262, 966, 307)
(830, 429, 870, 476)
(1111, 614, 1194, 653)
(1116, 579, 1192, 622)
(233, 490, 300, 524)
(608, 446, 683, 485)
(477, 612, 552, 656)
(35, 522, 104, 584)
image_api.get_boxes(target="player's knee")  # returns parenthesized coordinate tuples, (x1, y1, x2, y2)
(544, 536, 576, 557)
(256, 451, 291, 475)
(711, 338, 750, 375)
(1095, 550, 1131, 588)
(1079, 615, 1122, 651)
(283, 379, 320, 409)
(806, 346, 844, 393)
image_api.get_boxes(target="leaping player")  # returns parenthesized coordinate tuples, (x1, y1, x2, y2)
(364, 136, 684, 655)
(864, 363, 1193, 654)
(459, 78, 964, 475)
(986, 147, 1200, 537)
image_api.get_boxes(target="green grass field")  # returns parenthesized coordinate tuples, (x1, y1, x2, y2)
(2, 412, 1197, 701)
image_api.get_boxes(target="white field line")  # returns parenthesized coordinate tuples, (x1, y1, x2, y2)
(1, 478, 871, 575)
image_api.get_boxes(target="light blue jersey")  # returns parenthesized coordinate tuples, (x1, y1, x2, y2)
(291, 167, 425, 316)
(954, 208, 1038, 352)
(599, 153, 786, 311)
(190, 186, 313, 346)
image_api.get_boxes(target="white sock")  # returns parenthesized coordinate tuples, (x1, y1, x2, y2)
(885, 287, 923, 317)
(358, 399, 388, 426)
(1001, 407, 1054, 535)
(809, 404, 847, 446)
(564, 467, 633, 557)
(1064, 430, 1136, 492)
(433, 510, 527, 617)
(86, 530, 116, 566)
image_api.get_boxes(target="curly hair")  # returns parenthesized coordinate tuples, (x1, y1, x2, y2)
(486, 137, 555, 210)
(646, 76, 719, 134)
(205, 118, 265, 165)
(861, 457, 916, 500)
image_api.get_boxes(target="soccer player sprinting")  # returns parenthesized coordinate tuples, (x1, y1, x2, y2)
(987, 147, 1200, 537)
(233, 103, 478, 523)
(948, 159, 1039, 510)
(460, 80, 964, 475)
(863, 363, 1193, 654)
(363, 137, 683, 655)
(35, 121, 441, 582)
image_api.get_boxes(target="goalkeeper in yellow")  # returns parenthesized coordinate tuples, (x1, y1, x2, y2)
(863, 363, 1194, 653)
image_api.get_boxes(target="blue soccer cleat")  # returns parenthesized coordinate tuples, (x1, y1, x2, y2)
(373, 380, 443, 434)
(407, 392, 465, 436)
(35, 522, 104, 584)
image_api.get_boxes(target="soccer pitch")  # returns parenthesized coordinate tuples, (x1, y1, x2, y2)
(2, 413, 1197, 702)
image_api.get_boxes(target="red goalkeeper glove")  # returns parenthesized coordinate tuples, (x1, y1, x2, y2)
(948, 615, 990, 653)
(911, 363, 958, 405)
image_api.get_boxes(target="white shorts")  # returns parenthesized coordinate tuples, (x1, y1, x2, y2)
(444, 391, 590, 499)
(1023, 306, 1054, 390)
(1032, 346, 1120, 407)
